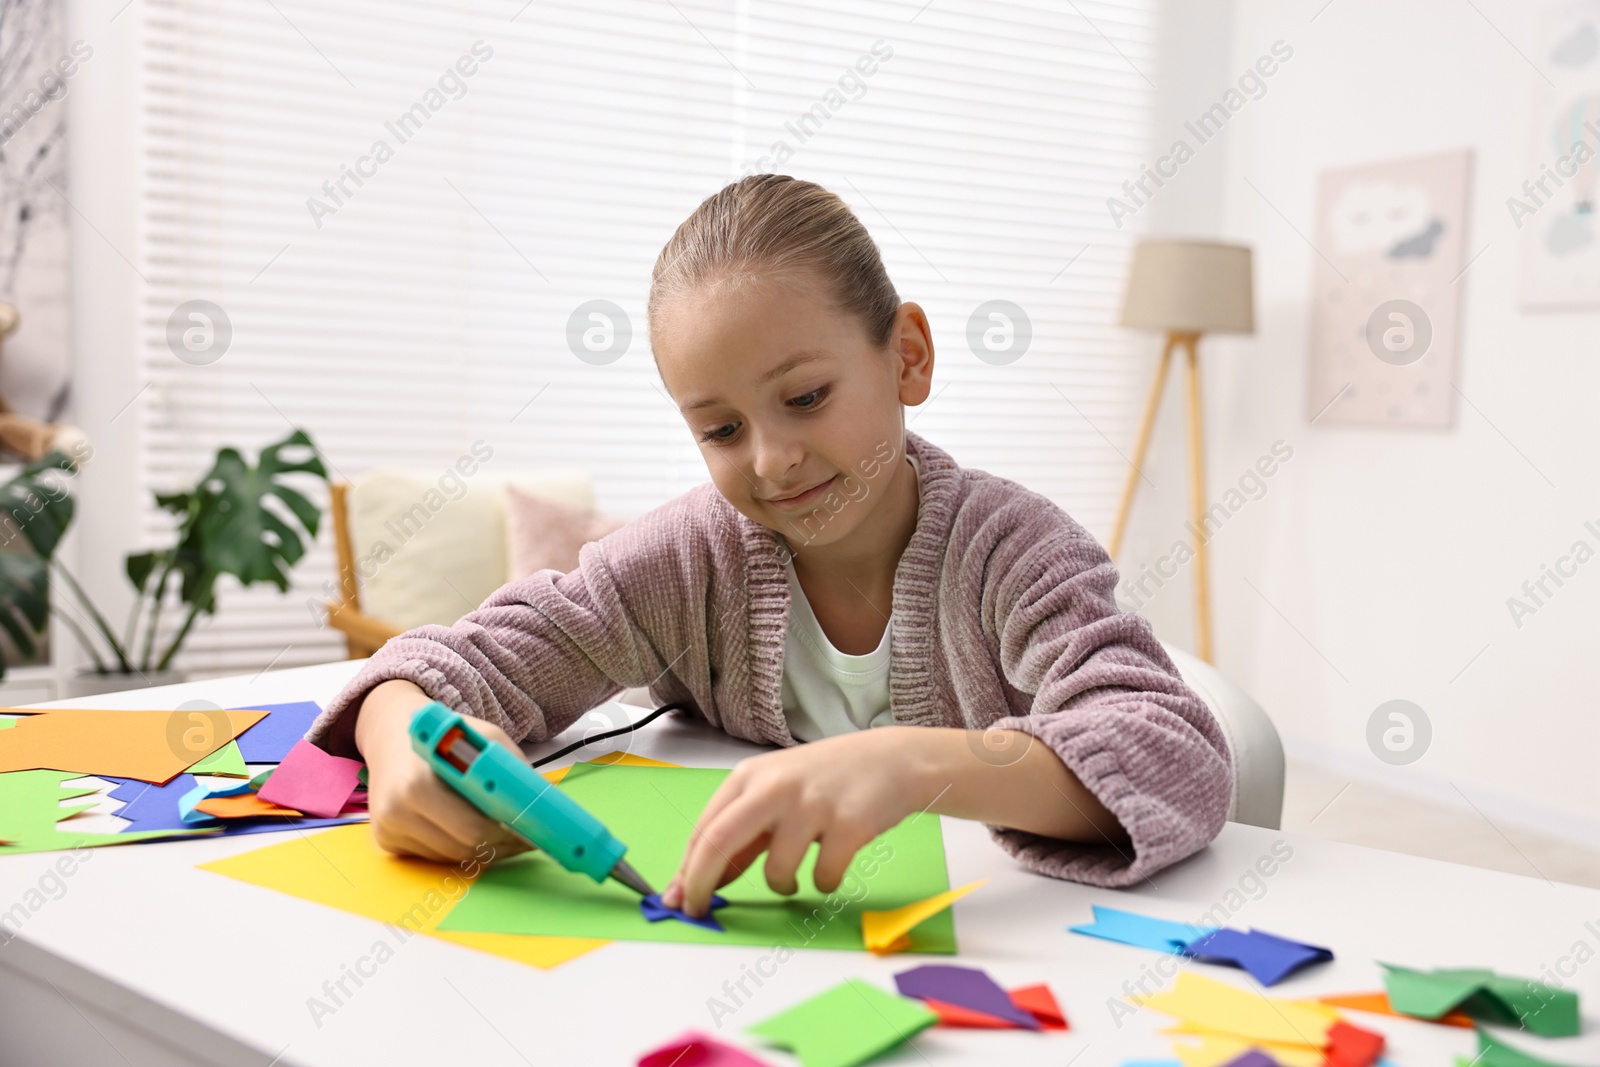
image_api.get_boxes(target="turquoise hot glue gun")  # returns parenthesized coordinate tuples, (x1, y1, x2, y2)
(409, 701, 655, 897)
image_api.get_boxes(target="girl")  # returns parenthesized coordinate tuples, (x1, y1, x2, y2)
(306, 175, 1232, 920)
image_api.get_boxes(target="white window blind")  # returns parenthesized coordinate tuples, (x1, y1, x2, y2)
(134, 0, 1157, 676)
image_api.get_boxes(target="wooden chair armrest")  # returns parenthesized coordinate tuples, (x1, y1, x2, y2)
(325, 599, 404, 660)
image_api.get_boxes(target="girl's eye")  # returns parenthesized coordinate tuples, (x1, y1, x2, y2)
(791, 386, 828, 409)
(699, 423, 738, 444)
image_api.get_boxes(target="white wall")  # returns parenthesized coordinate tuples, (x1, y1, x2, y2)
(1126, 0, 1600, 841)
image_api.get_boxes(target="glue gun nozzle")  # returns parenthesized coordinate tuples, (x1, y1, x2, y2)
(610, 858, 654, 897)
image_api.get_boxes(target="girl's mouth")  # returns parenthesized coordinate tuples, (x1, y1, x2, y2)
(765, 475, 836, 510)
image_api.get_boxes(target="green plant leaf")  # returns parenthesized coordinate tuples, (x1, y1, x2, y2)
(126, 551, 160, 594)
(0, 454, 81, 679)
(191, 428, 328, 593)
(0, 451, 78, 559)
(0, 551, 47, 661)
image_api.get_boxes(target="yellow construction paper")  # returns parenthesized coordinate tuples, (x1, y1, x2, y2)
(542, 750, 683, 784)
(197, 758, 686, 970)
(0, 707, 268, 783)
(1166, 1028, 1327, 1067)
(861, 878, 987, 955)
(1135, 972, 1336, 1048)
(200, 822, 606, 969)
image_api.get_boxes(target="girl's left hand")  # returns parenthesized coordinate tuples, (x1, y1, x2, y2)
(659, 726, 930, 918)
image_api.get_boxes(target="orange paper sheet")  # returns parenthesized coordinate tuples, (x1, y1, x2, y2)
(0, 707, 268, 784)
(1315, 991, 1476, 1029)
(195, 793, 304, 819)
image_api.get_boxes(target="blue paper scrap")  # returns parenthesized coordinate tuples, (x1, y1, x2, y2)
(642, 892, 729, 932)
(1181, 927, 1334, 986)
(1068, 905, 1213, 954)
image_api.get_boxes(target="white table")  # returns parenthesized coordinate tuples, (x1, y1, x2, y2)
(1, 660, 1595, 1067)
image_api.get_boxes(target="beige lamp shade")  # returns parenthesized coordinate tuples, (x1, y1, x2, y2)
(1119, 239, 1255, 334)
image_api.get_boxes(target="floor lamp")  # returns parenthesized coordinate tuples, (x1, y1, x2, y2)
(1108, 240, 1255, 664)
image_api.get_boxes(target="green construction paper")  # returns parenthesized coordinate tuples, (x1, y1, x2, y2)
(248, 767, 274, 791)
(1383, 964, 1580, 1038)
(187, 740, 247, 777)
(0, 717, 16, 729)
(746, 978, 937, 1067)
(0, 769, 215, 854)
(437, 763, 954, 951)
(357, 764, 369, 787)
(1468, 1027, 1587, 1067)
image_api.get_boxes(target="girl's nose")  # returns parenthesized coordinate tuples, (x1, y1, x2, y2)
(748, 426, 805, 485)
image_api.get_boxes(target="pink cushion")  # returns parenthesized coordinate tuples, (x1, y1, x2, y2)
(504, 483, 629, 580)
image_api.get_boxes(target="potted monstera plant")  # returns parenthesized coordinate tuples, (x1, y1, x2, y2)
(42, 428, 329, 697)
(0, 450, 84, 680)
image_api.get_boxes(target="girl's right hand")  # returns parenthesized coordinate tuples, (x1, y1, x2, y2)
(355, 679, 532, 866)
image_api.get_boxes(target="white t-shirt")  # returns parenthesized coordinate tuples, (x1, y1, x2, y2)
(779, 453, 919, 742)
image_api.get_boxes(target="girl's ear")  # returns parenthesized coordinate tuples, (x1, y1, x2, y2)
(890, 302, 935, 407)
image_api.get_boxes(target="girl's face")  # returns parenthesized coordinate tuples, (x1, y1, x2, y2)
(653, 270, 933, 549)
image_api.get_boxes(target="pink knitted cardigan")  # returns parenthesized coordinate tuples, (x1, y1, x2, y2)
(307, 431, 1232, 887)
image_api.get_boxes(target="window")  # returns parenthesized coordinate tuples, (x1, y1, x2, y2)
(133, 0, 1157, 674)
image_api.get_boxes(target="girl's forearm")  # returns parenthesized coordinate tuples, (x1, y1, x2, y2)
(899, 726, 1128, 843)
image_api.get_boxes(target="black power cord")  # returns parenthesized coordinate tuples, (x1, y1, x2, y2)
(528, 702, 692, 769)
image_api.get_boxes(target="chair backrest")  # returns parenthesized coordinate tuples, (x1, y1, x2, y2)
(1161, 641, 1285, 830)
(346, 468, 594, 631)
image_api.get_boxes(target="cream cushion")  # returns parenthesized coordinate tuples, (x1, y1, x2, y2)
(348, 469, 594, 631)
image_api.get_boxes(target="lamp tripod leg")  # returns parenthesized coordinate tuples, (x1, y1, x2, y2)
(1182, 334, 1213, 663)
(1108, 333, 1177, 562)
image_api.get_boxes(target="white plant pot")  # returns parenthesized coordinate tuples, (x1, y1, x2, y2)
(60, 668, 186, 700)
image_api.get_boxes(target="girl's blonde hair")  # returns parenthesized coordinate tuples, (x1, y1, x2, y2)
(647, 175, 901, 349)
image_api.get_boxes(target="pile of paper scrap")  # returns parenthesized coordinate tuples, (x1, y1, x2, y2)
(0, 701, 366, 854)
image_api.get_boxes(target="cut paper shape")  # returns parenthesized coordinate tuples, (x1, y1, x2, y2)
(227, 700, 324, 762)
(642, 892, 729, 932)
(1071, 905, 1214, 953)
(248, 767, 274, 791)
(199, 822, 607, 970)
(115, 773, 203, 831)
(186, 740, 247, 777)
(1219, 1054, 1277, 1067)
(1323, 1020, 1385, 1067)
(180, 780, 253, 824)
(1137, 972, 1338, 1048)
(862, 878, 985, 954)
(637, 1031, 776, 1067)
(0, 769, 213, 854)
(1182, 928, 1334, 986)
(257, 738, 363, 818)
(922, 983, 1068, 1031)
(195, 793, 304, 819)
(541, 749, 685, 785)
(894, 964, 1040, 1030)
(0, 707, 268, 783)
(1167, 1030, 1325, 1067)
(439, 763, 955, 951)
(1381, 965, 1579, 1038)
(924, 997, 1015, 1028)
(103, 775, 153, 802)
(1009, 983, 1069, 1030)
(1466, 1026, 1593, 1067)
(746, 978, 937, 1067)
(1316, 991, 1475, 1029)
(112, 772, 360, 837)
